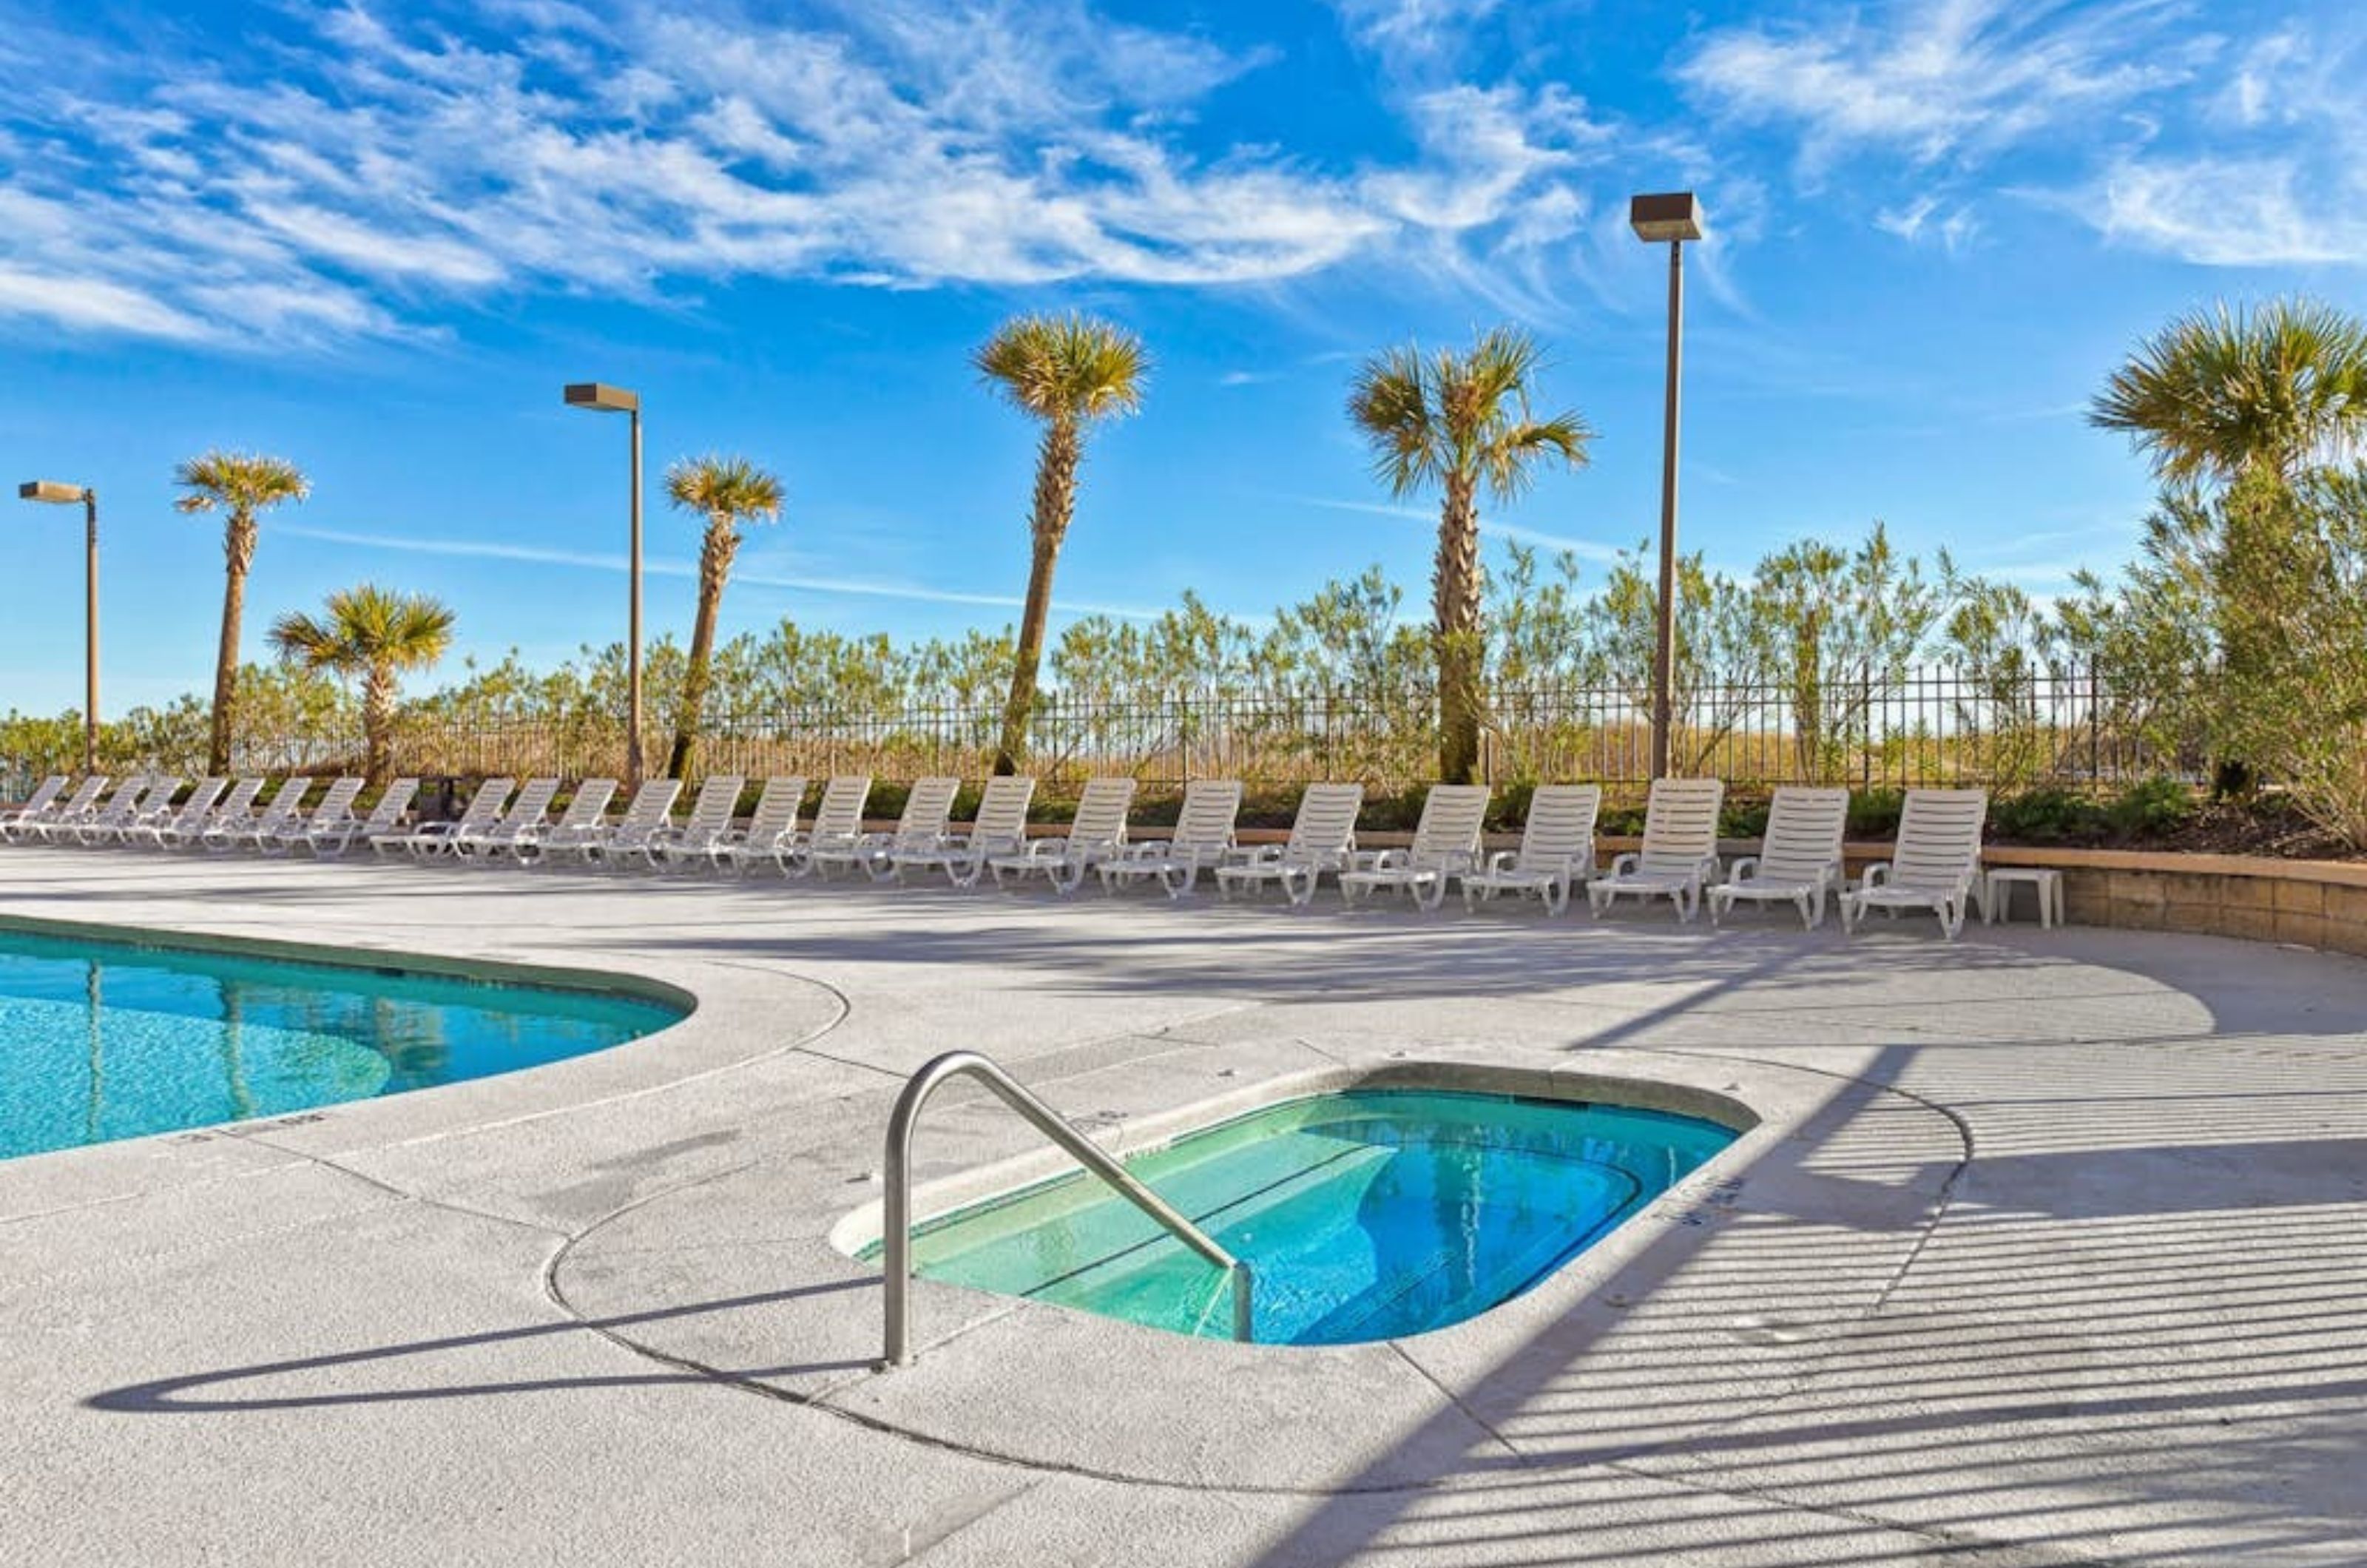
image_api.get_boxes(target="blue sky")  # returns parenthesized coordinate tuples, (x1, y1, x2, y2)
(1, 0, 2361, 713)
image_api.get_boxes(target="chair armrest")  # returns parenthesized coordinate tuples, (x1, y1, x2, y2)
(1607, 851, 1638, 876)
(1484, 849, 1517, 873)
(1860, 861, 1892, 889)
(1242, 844, 1283, 867)
(1727, 856, 1760, 883)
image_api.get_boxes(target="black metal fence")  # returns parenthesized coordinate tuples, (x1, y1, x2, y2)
(1, 666, 2185, 802)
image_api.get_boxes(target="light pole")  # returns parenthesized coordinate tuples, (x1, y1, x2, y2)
(563, 382, 644, 788)
(1630, 190, 1703, 782)
(18, 480, 100, 773)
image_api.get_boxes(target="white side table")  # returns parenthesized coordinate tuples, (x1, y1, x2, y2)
(1983, 866, 2064, 929)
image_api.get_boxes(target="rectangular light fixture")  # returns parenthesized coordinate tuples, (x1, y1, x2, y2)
(18, 480, 87, 504)
(563, 382, 640, 414)
(1629, 192, 1704, 243)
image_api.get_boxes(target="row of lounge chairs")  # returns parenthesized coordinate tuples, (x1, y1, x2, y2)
(0, 773, 399, 856)
(0, 768, 1995, 937)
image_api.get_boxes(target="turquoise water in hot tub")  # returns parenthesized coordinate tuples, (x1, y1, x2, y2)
(0, 927, 682, 1160)
(888, 1088, 1736, 1345)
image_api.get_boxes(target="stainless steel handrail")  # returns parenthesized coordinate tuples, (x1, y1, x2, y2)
(880, 1049, 1254, 1367)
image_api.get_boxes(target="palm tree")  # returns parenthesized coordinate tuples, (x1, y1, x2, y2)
(2090, 297, 2367, 485)
(175, 450, 311, 774)
(268, 584, 455, 787)
(975, 312, 1148, 774)
(1348, 326, 1593, 783)
(662, 455, 785, 780)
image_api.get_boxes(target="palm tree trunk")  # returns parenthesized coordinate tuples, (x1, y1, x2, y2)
(668, 522, 737, 780)
(362, 663, 396, 788)
(995, 420, 1078, 775)
(1434, 476, 1484, 784)
(208, 514, 257, 776)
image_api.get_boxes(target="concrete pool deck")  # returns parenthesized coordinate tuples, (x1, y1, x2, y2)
(1, 846, 2363, 1566)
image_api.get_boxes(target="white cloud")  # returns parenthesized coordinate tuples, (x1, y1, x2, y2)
(277, 524, 1169, 620)
(1678, 0, 2203, 175)
(2090, 156, 2367, 268)
(1875, 195, 1980, 252)
(0, 0, 1695, 348)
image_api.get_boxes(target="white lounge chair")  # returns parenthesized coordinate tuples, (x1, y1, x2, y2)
(306, 780, 416, 858)
(1458, 784, 1599, 916)
(809, 777, 958, 882)
(1587, 778, 1726, 923)
(258, 777, 364, 856)
(457, 777, 563, 862)
(1215, 783, 1363, 908)
(778, 776, 872, 877)
(895, 775, 1035, 888)
(1098, 780, 1242, 899)
(73, 776, 170, 845)
(1709, 786, 1850, 929)
(161, 777, 263, 849)
(988, 777, 1135, 893)
(124, 778, 229, 850)
(510, 780, 618, 865)
(709, 776, 808, 876)
(1339, 784, 1490, 913)
(0, 775, 68, 837)
(576, 779, 682, 867)
(206, 778, 314, 852)
(376, 777, 516, 858)
(5, 774, 100, 842)
(1841, 788, 1990, 940)
(647, 775, 746, 871)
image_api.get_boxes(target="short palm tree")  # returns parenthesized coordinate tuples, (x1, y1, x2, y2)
(663, 455, 785, 780)
(1349, 326, 1592, 783)
(976, 312, 1148, 774)
(175, 450, 311, 774)
(268, 584, 456, 787)
(2090, 297, 2367, 485)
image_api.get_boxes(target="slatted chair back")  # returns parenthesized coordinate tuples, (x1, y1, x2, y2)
(1756, 787, 1850, 884)
(1062, 777, 1136, 853)
(1512, 785, 1600, 871)
(547, 780, 618, 834)
(675, 776, 745, 843)
(354, 780, 419, 835)
(1635, 778, 1724, 876)
(741, 777, 808, 842)
(610, 779, 681, 832)
(808, 777, 872, 841)
(891, 777, 960, 847)
(1888, 789, 1988, 891)
(966, 775, 1036, 851)
(1169, 780, 1243, 856)
(1283, 783, 1364, 861)
(1406, 785, 1490, 863)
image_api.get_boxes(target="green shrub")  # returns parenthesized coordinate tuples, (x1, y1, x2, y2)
(1989, 786, 2096, 843)
(1846, 788, 1905, 839)
(2104, 774, 2196, 838)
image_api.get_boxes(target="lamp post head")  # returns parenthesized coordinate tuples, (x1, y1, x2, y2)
(18, 480, 90, 504)
(1629, 191, 1703, 243)
(563, 382, 641, 415)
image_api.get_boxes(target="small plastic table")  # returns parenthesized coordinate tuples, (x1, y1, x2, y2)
(1983, 866, 2064, 929)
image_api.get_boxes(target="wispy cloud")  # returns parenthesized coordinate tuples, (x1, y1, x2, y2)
(277, 524, 1168, 621)
(1294, 496, 1619, 562)
(0, 0, 1684, 348)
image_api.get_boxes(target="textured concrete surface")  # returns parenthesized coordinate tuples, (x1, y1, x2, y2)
(1, 845, 2363, 1566)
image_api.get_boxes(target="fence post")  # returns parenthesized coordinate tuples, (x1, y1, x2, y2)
(2088, 665, 2101, 785)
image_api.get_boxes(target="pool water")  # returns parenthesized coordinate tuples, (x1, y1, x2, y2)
(889, 1088, 1738, 1345)
(0, 926, 682, 1160)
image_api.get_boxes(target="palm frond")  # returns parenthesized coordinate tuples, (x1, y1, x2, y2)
(173, 450, 310, 516)
(1349, 325, 1591, 503)
(975, 312, 1149, 426)
(269, 584, 455, 675)
(664, 454, 786, 526)
(2091, 296, 2367, 483)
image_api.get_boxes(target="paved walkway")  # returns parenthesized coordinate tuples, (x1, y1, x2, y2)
(1, 847, 2362, 1566)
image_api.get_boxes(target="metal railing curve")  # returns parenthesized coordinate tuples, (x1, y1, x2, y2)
(880, 1049, 1253, 1367)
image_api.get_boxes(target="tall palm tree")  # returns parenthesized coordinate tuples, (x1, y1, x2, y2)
(1349, 326, 1592, 783)
(663, 455, 785, 780)
(976, 312, 1148, 774)
(2090, 297, 2367, 485)
(268, 584, 455, 787)
(175, 450, 311, 774)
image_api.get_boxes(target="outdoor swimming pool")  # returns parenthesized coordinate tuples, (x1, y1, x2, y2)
(0, 924, 683, 1160)
(888, 1087, 1738, 1345)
